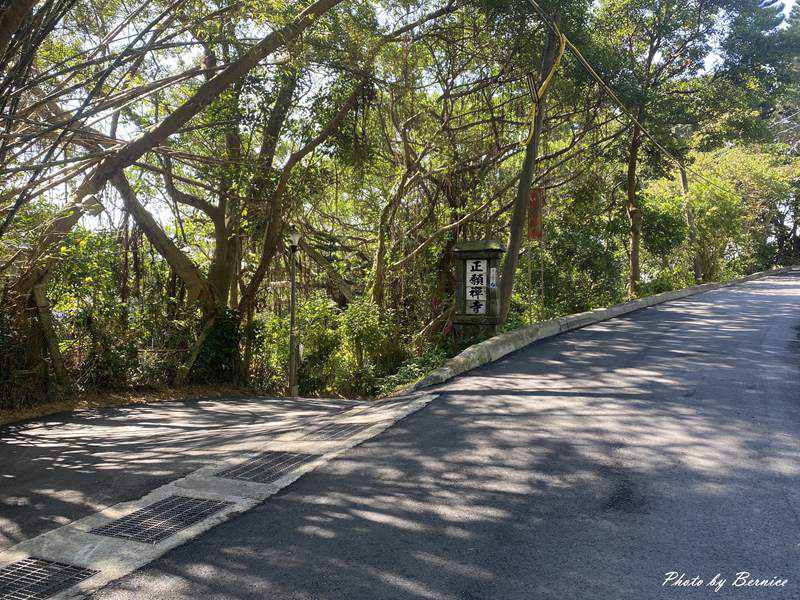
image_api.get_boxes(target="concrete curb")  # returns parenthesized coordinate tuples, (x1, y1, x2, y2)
(397, 265, 799, 394)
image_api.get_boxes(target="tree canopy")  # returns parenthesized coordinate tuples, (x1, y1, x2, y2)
(1, 0, 798, 405)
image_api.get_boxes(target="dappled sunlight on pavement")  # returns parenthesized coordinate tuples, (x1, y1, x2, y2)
(84, 273, 800, 600)
(0, 397, 359, 548)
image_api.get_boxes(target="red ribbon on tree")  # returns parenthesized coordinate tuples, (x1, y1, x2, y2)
(528, 187, 545, 239)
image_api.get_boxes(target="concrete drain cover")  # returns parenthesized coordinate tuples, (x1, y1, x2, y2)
(0, 557, 97, 599)
(216, 451, 318, 483)
(89, 496, 232, 544)
(306, 422, 371, 440)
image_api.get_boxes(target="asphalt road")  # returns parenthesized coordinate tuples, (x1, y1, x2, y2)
(0, 396, 358, 549)
(11, 272, 800, 599)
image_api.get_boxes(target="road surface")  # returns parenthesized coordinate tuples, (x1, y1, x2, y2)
(6, 271, 800, 599)
(0, 396, 359, 549)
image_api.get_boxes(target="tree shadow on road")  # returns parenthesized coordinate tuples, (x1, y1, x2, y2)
(93, 276, 800, 599)
(0, 396, 357, 548)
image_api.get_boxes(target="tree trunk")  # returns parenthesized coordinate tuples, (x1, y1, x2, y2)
(626, 123, 643, 298)
(433, 182, 461, 309)
(208, 210, 234, 306)
(247, 67, 299, 206)
(300, 238, 354, 303)
(372, 204, 392, 308)
(111, 172, 217, 312)
(119, 210, 130, 325)
(239, 78, 365, 315)
(679, 163, 702, 283)
(9, 0, 346, 303)
(31, 285, 71, 391)
(372, 174, 407, 308)
(0, 0, 39, 59)
(176, 315, 216, 386)
(499, 20, 560, 323)
(115, 173, 247, 384)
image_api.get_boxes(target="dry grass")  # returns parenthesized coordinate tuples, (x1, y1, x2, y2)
(0, 384, 260, 426)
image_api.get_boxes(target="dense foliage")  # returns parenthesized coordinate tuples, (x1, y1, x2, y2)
(0, 0, 798, 407)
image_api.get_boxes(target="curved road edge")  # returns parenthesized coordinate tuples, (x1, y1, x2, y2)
(397, 265, 800, 396)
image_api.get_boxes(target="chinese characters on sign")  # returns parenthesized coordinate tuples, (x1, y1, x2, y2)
(466, 259, 487, 314)
(453, 240, 503, 330)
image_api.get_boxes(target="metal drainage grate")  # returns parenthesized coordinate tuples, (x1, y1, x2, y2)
(89, 496, 232, 544)
(306, 422, 372, 441)
(216, 451, 318, 484)
(0, 557, 97, 600)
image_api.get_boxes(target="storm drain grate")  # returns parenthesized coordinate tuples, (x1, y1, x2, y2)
(305, 422, 372, 441)
(216, 451, 318, 484)
(89, 496, 232, 544)
(0, 557, 97, 600)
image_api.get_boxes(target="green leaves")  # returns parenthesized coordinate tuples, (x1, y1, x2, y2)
(246, 293, 404, 396)
(2, 0, 795, 408)
(644, 144, 799, 283)
(190, 309, 242, 384)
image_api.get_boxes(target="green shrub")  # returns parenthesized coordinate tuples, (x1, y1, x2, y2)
(337, 297, 405, 395)
(375, 348, 447, 396)
(72, 308, 136, 389)
(296, 293, 341, 395)
(189, 309, 242, 384)
(248, 313, 289, 393)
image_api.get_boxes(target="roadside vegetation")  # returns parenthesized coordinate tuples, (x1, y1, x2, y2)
(1, 0, 798, 411)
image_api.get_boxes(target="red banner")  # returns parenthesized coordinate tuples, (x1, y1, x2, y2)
(528, 187, 545, 239)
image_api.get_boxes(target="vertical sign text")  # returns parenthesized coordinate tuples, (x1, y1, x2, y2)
(466, 259, 487, 314)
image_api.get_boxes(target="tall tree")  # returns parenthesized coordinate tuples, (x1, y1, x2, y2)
(594, 0, 726, 296)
